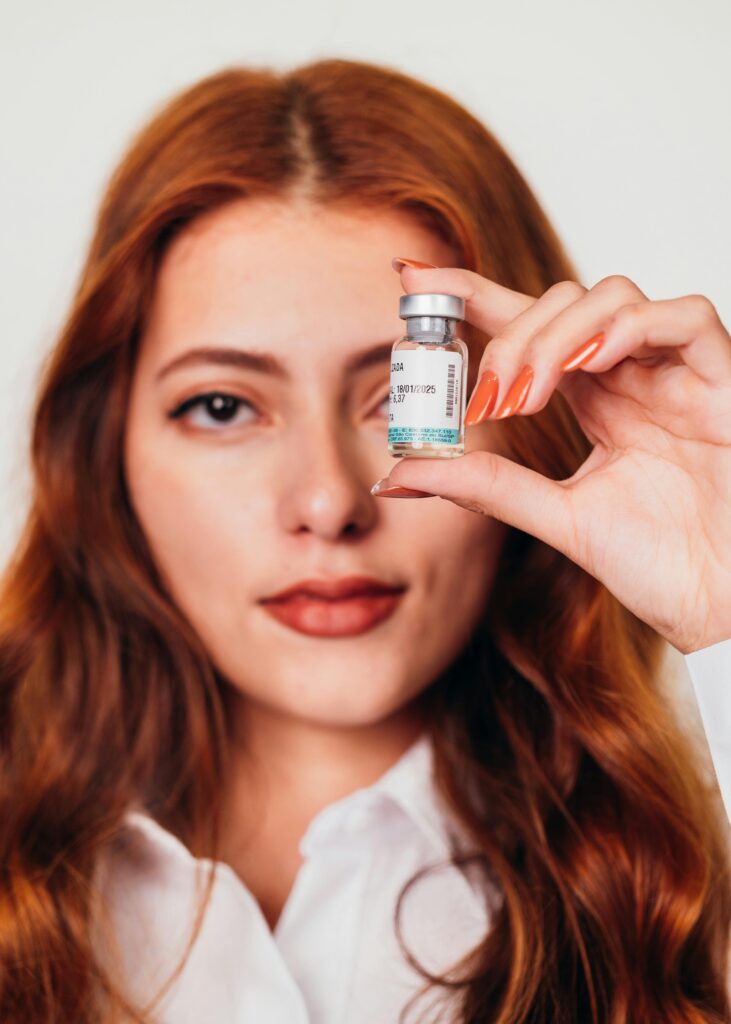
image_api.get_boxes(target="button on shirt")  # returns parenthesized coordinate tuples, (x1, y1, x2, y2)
(96, 641, 731, 1023)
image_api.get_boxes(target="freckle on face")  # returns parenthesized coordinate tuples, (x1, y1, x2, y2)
(123, 197, 506, 729)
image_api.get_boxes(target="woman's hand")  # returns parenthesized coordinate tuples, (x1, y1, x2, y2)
(373, 265, 731, 655)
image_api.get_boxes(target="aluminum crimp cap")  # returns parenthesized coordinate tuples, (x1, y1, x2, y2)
(398, 293, 465, 320)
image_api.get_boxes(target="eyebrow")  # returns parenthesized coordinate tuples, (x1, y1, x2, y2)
(155, 341, 395, 383)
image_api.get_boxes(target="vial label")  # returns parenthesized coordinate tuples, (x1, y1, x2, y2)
(388, 348, 463, 445)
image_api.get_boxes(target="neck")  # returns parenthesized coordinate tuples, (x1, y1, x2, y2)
(215, 688, 427, 930)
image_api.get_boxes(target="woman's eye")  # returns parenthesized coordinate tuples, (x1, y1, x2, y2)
(168, 392, 258, 430)
(374, 392, 390, 418)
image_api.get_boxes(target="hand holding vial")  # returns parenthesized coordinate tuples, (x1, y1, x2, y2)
(372, 259, 731, 656)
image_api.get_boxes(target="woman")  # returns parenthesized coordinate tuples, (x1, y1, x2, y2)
(1, 57, 729, 1024)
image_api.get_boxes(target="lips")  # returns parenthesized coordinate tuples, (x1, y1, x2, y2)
(262, 575, 404, 602)
(260, 575, 407, 637)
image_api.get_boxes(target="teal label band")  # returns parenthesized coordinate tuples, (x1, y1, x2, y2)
(388, 426, 459, 444)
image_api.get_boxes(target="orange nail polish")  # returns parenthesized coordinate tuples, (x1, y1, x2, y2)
(561, 332, 605, 372)
(391, 257, 439, 272)
(464, 371, 500, 425)
(495, 365, 534, 419)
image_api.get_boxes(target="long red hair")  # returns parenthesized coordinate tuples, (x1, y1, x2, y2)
(1, 58, 728, 1023)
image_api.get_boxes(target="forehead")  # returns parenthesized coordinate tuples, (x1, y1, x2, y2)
(140, 198, 458, 371)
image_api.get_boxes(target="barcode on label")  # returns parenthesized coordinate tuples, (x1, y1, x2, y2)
(445, 363, 456, 418)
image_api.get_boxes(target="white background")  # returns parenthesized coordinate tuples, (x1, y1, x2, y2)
(1, 0, 729, 704)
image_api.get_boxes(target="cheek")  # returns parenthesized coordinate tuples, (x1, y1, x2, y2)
(124, 437, 264, 622)
(411, 501, 506, 637)
(411, 493, 505, 577)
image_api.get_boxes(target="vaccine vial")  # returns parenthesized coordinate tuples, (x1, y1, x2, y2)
(388, 293, 468, 459)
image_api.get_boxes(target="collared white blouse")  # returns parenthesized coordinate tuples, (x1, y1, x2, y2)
(95, 640, 731, 1024)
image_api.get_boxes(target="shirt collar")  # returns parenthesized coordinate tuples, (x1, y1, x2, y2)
(122, 730, 473, 866)
(297, 730, 471, 859)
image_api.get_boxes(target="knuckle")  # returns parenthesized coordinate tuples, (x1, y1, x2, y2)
(546, 279, 585, 304)
(593, 273, 640, 296)
(610, 301, 645, 330)
(483, 332, 513, 359)
(464, 449, 499, 487)
(684, 293, 719, 324)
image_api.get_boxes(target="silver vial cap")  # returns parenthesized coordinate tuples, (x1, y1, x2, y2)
(399, 293, 465, 320)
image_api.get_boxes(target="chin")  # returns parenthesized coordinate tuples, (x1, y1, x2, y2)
(243, 675, 428, 729)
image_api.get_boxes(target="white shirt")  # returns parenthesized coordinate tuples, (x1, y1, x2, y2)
(95, 640, 731, 1023)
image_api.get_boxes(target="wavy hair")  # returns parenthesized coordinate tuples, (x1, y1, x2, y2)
(1, 58, 728, 1023)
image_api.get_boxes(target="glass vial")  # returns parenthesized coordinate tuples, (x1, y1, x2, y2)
(388, 293, 468, 459)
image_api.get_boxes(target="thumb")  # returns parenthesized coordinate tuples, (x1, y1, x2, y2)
(381, 450, 576, 557)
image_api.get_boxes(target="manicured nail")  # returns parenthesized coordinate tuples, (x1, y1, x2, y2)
(494, 365, 534, 419)
(464, 371, 500, 425)
(371, 479, 434, 497)
(560, 332, 605, 372)
(391, 257, 439, 272)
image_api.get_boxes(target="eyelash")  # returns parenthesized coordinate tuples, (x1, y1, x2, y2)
(167, 389, 390, 431)
(168, 392, 258, 429)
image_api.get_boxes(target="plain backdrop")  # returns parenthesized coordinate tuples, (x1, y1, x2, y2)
(1, 0, 729, 705)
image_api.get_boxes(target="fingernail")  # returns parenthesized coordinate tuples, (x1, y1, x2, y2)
(494, 365, 534, 419)
(391, 257, 439, 272)
(464, 371, 500, 425)
(371, 478, 434, 497)
(560, 332, 605, 372)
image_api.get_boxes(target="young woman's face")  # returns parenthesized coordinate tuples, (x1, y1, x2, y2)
(124, 198, 507, 728)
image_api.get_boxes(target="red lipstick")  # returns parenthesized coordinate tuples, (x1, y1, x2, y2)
(259, 575, 406, 637)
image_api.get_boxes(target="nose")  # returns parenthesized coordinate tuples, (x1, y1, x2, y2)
(277, 417, 379, 542)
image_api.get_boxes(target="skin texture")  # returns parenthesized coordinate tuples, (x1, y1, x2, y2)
(123, 198, 507, 928)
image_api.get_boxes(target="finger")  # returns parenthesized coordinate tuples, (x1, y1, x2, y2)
(395, 265, 535, 337)
(570, 358, 731, 445)
(468, 274, 647, 419)
(462, 279, 588, 421)
(458, 272, 638, 419)
(380, 450, 581, 566)
(585, 294, 731, 383)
